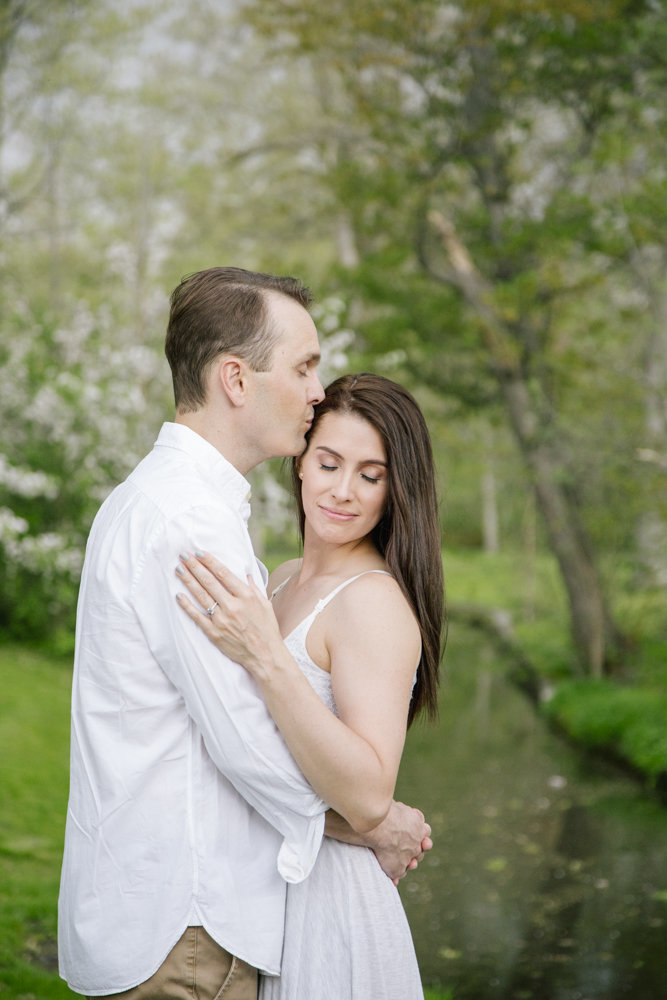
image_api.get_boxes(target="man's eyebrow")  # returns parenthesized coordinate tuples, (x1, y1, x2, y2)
(314, 445, 387, 466)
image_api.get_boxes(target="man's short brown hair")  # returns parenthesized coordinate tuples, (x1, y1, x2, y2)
(165, 266, 313, 412)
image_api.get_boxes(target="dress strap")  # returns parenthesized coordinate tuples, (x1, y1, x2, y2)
(310, 570, 392, 619)
(270, 574, 293, 600)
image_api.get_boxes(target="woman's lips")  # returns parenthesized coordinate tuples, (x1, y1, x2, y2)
(319, 505, 357, 522)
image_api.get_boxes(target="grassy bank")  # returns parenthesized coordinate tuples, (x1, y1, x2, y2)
(0, 645, 73, 998)
(445, 549, 667, 798)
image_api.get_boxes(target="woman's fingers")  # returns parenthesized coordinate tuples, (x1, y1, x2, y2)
(176, 554, 223, 613)
(175, 591, 217, 636)
(179, 553, 272, 622)
(174, 553, 280, 676)
(192, 551, 247, 596)
(179, 551, 226, 593)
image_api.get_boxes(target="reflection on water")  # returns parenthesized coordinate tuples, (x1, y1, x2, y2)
(396, 626, 667, 999)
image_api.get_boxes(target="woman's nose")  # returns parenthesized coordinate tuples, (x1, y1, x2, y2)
(331, 474, 354, 500)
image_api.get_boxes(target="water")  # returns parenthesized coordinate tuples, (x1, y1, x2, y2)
(396, 626, 667, 999)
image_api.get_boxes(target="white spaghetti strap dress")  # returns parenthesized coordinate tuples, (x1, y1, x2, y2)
(260, 573, 424, 1000)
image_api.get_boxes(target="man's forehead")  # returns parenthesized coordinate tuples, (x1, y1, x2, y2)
(268, 303, 320, 359)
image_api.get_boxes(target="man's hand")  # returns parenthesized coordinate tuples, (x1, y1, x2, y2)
(365, 800, 432, 884)
(324, 802, 432, 883)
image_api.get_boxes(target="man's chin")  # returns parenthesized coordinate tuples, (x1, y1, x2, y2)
(292, 433, 309, 455)
(270, 438, 305, 460)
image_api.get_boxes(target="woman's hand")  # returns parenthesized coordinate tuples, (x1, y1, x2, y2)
(175, 551, 283, 678)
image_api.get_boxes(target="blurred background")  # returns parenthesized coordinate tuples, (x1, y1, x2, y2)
(0, 1, 665, 998)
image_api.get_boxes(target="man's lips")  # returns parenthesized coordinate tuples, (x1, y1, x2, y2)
(319, 505, 358, 522)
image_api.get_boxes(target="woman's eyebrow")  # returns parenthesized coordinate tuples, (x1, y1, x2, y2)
(315, 445, 387, 466)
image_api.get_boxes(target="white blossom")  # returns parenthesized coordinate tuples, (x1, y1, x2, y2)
(0, 455, 58, 498)
(0, 507, 29, 538)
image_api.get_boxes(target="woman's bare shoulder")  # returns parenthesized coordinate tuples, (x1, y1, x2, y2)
(336, 570, 419, 638)
(325, 571, 421, 675)
(267, 558, 302, 596)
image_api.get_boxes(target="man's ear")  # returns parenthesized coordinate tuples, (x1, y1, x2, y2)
(218, 357, 248, 407)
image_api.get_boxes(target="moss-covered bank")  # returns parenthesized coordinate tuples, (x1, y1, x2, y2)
(445, 550, 667, 804)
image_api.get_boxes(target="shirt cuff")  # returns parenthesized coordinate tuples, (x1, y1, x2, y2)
(277, 811, 326, 883)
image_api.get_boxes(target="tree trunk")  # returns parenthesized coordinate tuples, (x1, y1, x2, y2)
(637, 274, 667, 584)
(428, 210, 624, 675)
(502, 373, 620, 677)
(481, 423, 499, 554)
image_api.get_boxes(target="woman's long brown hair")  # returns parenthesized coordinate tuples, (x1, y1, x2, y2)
(292, 373, 445, 726)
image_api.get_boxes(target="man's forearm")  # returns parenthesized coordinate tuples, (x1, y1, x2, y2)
(325, 802, 433, 882)
(325, 809, 369, 846)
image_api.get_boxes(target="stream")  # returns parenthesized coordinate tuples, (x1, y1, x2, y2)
(396, 625, 667, 999)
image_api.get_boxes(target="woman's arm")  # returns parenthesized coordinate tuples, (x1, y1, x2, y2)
(175, 552, 420, 833)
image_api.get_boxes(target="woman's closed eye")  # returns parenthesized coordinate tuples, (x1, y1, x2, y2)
(318, 463, 382, 483)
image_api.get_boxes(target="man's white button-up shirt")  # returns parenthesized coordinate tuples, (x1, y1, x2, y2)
(58, 423, 326, 996)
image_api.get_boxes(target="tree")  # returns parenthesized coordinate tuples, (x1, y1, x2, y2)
(0, 0, 354, 638)
(240, 0, 666, 675)
(0, 0, 172, 639)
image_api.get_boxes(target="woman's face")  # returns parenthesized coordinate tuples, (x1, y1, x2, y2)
(299, 410, 388, 546)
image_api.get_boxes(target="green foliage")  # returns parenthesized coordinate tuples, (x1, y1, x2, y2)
(1, 0, 667, 658)
(446, 548, 567, 624)
(243, 0, 667, 673)
(545, 679, 667, 783)
(0, 300, 169, 640)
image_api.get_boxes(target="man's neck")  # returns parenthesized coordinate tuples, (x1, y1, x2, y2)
(174, 410, 251, 475)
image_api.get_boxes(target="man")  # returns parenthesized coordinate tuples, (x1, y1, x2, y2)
(58, 267, 430, 998)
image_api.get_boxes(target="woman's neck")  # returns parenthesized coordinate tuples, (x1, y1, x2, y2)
(297, 532, 383, 585)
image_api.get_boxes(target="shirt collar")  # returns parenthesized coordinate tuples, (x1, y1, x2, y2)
(155, 422, 253, 517)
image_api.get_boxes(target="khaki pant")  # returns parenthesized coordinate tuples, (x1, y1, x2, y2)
(90, 926, 258, 1000)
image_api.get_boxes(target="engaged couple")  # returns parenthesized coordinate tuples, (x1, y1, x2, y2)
(58, 267, 444, 999)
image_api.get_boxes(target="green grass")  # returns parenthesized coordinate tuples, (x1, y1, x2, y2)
(0, 645, 77, 998)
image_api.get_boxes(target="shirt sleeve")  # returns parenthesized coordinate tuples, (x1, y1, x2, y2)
(131, 502, 326, 883)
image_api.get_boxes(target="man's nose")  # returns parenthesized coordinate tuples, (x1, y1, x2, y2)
(309, 371, 325, 405)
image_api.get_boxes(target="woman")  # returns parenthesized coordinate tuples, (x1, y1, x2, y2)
(176, 373, 444, 999)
